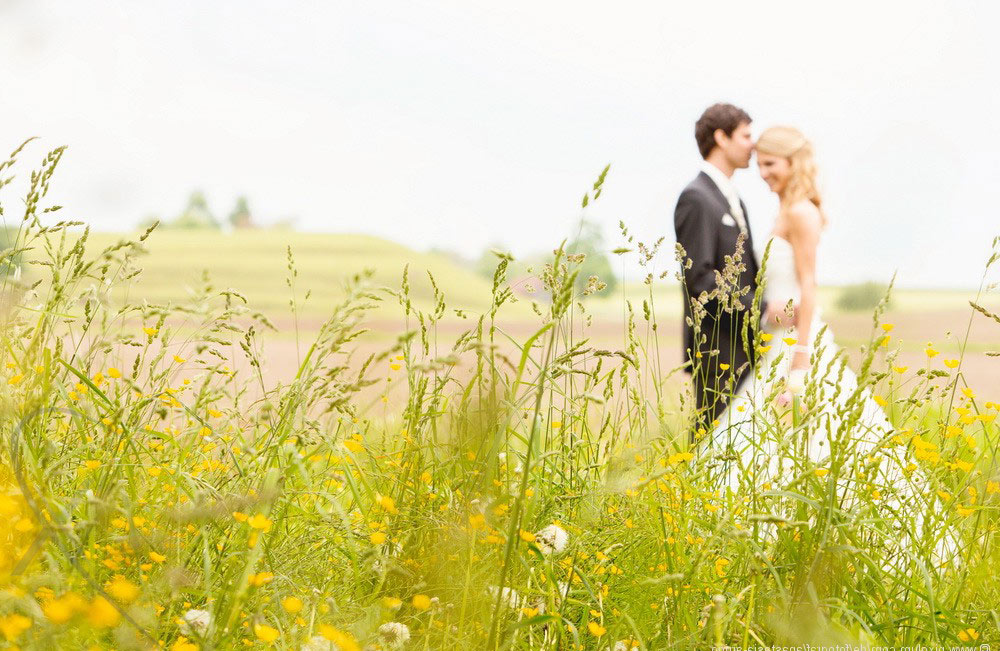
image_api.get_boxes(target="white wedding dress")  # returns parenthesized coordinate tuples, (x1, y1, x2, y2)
(709, 235, 955, 567)
(712, 234, 892, 472)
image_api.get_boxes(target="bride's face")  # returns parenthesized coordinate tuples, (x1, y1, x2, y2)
(756, 152, 791, 194)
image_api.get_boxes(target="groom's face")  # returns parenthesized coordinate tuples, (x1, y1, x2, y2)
(717, 122, 754, 169)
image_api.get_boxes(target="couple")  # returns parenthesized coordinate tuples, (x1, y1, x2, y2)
(673, 102, 895, 491)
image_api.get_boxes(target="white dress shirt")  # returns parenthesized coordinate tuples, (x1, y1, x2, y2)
(699, 160, 747, 235)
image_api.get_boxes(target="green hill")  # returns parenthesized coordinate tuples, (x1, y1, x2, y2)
(80, 230, 532, 322)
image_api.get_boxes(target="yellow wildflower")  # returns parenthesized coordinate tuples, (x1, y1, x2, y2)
(376, 494, 398, 514)
(172, 637, 199, 651)
(108, 577, 140, 603)
(43, 593, 85, 624)
(248, 514, 273, 531)
(87, 596, 121, 628)
(318, 625, 360, 651)
(667, 452, 694, 465)
(248, 572, 274, 587)
(254, 623, 279, 643)
(0, 613, 32, 641)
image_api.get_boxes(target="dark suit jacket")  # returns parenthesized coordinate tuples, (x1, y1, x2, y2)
(673, 171, 761, 416)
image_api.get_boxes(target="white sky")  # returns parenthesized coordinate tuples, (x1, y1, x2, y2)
(1, 0, 998, 288)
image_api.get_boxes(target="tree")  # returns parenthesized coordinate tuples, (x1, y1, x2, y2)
(474, 243, 512, 280)
(228, 196, 255, 229)
(172, 191, 220, 230)
(567, 218, 617, 296)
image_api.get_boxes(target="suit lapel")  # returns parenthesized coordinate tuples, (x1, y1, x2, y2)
(698, 172, 757, 273)
(697, 171, 730, 216)
(739, 197, 758, 273)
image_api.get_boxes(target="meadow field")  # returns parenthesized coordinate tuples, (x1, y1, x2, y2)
(2, 148, 1000, 650)
(79, 229, 1000, 397)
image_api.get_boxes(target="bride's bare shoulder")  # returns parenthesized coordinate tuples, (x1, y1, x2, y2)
(786, 200, 823, 233)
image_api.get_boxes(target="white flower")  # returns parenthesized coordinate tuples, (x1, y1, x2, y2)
(377, 622, 411, 647)
(179, 609, 212, 636)
(302, 635, 340, 651)
(614, 641, 639, 651)
(486, 585, 523, 609)
(534, 524, 568, 554)
(487, 585, 546, 615)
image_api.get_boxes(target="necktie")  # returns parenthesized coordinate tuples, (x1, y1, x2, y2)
(727, 192, 747, 235)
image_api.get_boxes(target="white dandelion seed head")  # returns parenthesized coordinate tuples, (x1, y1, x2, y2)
(301, 635, 341, 651)
(180, 609, 212, 636)
(534, 524, 569, 554)
(377, 621, 411, 647)
(486, 585, 523, 609)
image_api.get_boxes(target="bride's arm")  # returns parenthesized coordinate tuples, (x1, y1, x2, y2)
(786, 201, 823, 371)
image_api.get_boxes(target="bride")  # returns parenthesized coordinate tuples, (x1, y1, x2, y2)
(713, 124, 891, 471)
(711, 126, 954, 565)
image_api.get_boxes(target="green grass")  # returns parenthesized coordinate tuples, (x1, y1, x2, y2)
(2, 145, 999, 650)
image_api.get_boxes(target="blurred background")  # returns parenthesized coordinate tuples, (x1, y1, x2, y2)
(2, 0, 998, 390)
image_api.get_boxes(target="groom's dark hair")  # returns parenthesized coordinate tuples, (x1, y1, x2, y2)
(695, 103, 751, 159)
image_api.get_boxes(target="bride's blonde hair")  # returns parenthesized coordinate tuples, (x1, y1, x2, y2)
(755, 126, 827, 227)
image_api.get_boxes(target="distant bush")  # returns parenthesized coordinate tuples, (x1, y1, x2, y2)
(836, 281, 891, 311)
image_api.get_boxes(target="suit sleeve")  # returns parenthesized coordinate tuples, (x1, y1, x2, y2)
(674, 190, 718, 299)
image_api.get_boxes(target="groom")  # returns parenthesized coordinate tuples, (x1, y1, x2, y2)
(673, 103, 785, 443)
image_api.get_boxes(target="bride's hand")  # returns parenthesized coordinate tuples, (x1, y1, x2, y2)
(791, 350, 810, 369)
(762, 302, 799, 329)
(776, 389, 793, 409)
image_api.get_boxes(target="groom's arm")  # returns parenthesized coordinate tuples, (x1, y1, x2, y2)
(674, 190, 718, 299)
